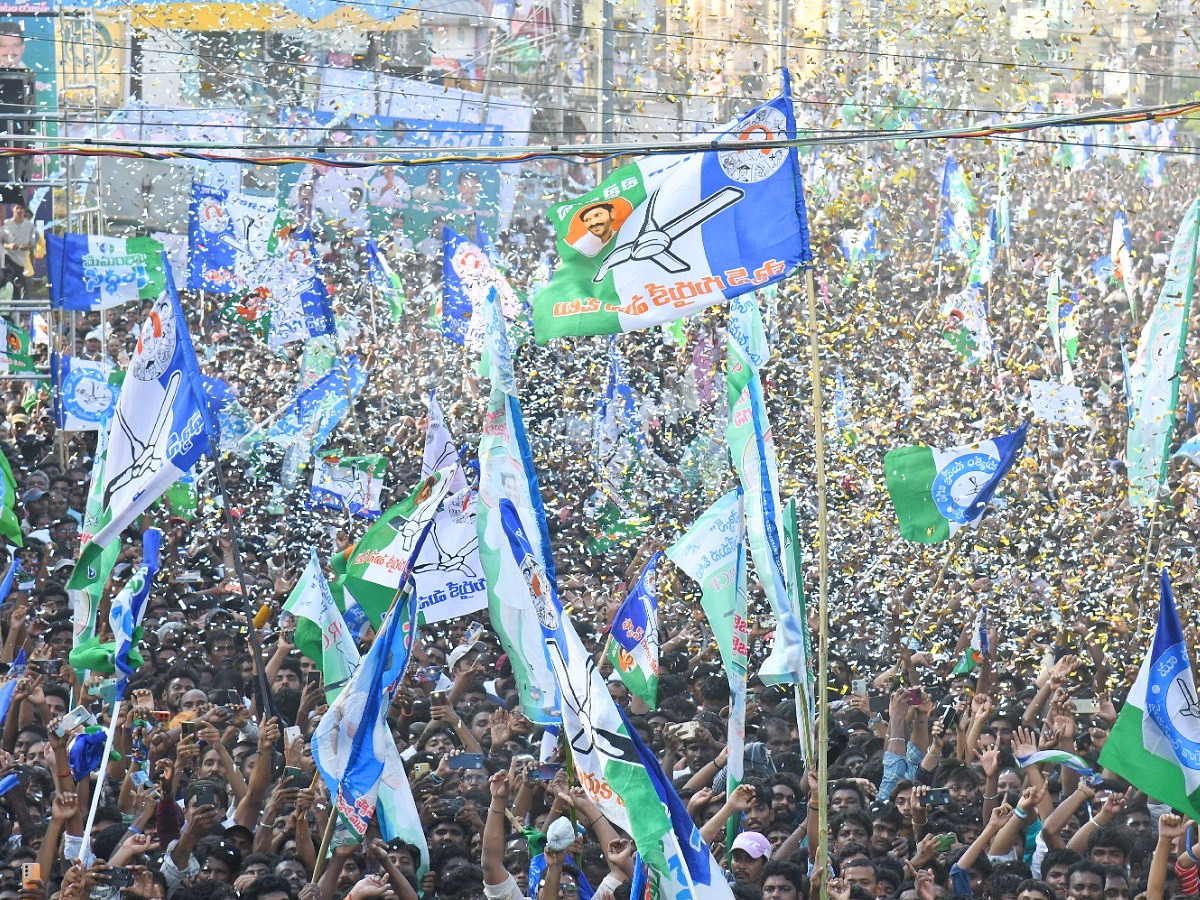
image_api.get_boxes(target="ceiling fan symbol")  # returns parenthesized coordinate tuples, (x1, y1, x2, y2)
(592, 185, 745, 284)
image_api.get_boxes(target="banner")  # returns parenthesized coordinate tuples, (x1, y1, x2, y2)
(52, 354, 119, 432)
(187, 182, 279, 294)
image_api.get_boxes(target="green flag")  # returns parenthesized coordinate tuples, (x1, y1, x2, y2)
(286, 549, 361, 703)
(69, 420, 118, 652)
(0, 449, 21, 546)
(0, 318, 33, 374)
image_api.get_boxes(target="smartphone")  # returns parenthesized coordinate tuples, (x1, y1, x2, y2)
(192, 783, 216, 808)
(306, 671, 322, 687)
(55, 705, 95, 737)
(104, 867, 135, 889)
(283, 765, 307, 789)
(532, 763, 564, 781)
(443, 797, 465, 814)
(448, 753, 484, 770)
(40, 659, 62, 676)
(284, 725, 302, 744)
(906, 688, 923, 707)
(224, 689, 242, 706)
(431, 690, 448, 705)
(937, 833, 955, 852)
(868, 696, 890, 713)
(153, 710, 171, 722)
(181, 721, 198, 737)
(939, 704, 960, 730)
(130, 769, 149, 788)
(411, 763, 432, 780)
(21, 863, 39, 889)
(415, 665, 441, 683)
(1072, 698, 1101, 715)
(925, 788, 951, 808)
(852, 678, 868, 696)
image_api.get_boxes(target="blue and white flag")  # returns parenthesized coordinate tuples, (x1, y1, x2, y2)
(312, 579, 428, 864)
(269, 356, 367, 452)
(86, 260, 214, 550)
(594, 337, 644, 515)
(1176, 434, 1200, 465)
(619, 705, 738, 900)
(0, 649, 25, 730)
(199, 375, 261, 457)
(108, 529, 162, 686)
(52, 353, 118, 432)
(606, 551, 661, 707)
(441, 226, 522, 348)
(187, 182, 279, 295)
(47, 233, 166, 311)
(939, 153, 977, 261)
(475, 220, 504, 270)
(838, 219, 876, 267)
(534, 72, 811, 341)
(968, 205, 998, 286)
(252, 228, 335, 349)
(1112, 209, 1136, 318)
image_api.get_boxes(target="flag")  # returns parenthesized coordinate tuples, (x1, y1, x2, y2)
(996, 146, 1012, 248)
(1175, 434, 1200, 465)
(69, 420, 114, 648)
(883, 423, 1028, 544)
(590, 338, 648, 553)
(477, 288, 563, 724)
(1029, 380, 1089, 428)
(941, 285, 991, 367)
(0, 318, 33, 374)
(365, 239, 406, 322)
(605, 552, 661, 708)
(1047, 270, 1079, 382)
(1017, 749, 1096, 779)
(951, 605, 989, 675)
(1099, 571, 1200, 821)
(332, 469, 456, 637)
(312, 579, 428, 865)
(269, 355, 367, 453)
(187, 182, 279, 295)
(533, 76, 811, 342)
(309, 451, 386, 520)
(725, 293, 807, 686)
(257, 229, 336, 349)
(0, 450, 20, 547)
(617, 704, 739, 900)
(52, 354, 119, 432)
(1127, 196, 1200, 508)
(838, 220, 876, 267)
(441, 227, 523, 348)
(0, 650, 26, 729)
(47, 233, 166, 311)
(413, 393, 485, 626)
(475, 220, 504, 270)
(75, 263, 214, 552)
(939, 154, 977, 261)
(968, 206, 997, 286)
(831, 367, 856, 447)
(286, 549, 361, 703)
(1112, 209, 1136, 319)
(107, 529, 162, 685)
(199, 375, 262, 458)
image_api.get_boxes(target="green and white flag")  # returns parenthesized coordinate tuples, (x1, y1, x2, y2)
(333, 470, 456, 636)
(1046, 269, 1078, 384)
(0, 319, 33, 374)
(1099, 572, 1200, 820)
(0, 449, 20, 547)
(1126, 196, 1200, 508)
(47, 233, 166, 310)
(782, 497, 815, 763)
(69, 419, 117, 649)
(883, 424, 1028, 544)
(286, 549, 361, 703)
(309, 451, 386, 520)
(477, 288, 563, 724)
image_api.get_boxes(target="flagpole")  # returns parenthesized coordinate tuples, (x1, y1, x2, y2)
(803, 266, 831, 900)
(210, 456, 277, 720)
(312, 812, 337, 883)
(904, 526, 969, 644)
(79, 695, 122, 861)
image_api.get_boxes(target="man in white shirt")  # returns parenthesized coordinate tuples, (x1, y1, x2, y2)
(2, 203, 35, 299)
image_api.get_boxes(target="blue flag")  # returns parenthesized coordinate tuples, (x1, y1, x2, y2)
(0, 649, 25, 730)
(47, 233, 167, 311)
(270, 356, 367, 451)
(441, 226, 521, 348)
(187, 182, 278, 294)
(262, 228, 336, 349)
(52, 352, 119, 432)
(610, 552, 661, 654)
(108, 530, 162, 687)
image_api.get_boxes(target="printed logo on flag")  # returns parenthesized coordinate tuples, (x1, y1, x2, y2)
(62, 366, 117, 425)
(931, 453, 999, 523)
(1148, 643, 1200, 768)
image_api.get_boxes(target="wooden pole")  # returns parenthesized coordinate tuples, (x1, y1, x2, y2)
(311, 810, 337, 883)
(905, 526, 969, 644)
(803, 267, 830, 900)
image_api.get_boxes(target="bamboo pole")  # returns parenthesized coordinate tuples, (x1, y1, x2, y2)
(804, 267, 830, 900)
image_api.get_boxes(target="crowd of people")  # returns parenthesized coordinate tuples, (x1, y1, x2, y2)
(0, 81, 1197, 900)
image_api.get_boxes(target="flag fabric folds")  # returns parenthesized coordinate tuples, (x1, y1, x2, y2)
(477, 288, 563, 724)
(605, 552, 662, 708)
(47, 233, 166, 310)
(1112, 209, 1136, 319)
(187, 182, 279, 295)
(365, 239, 406, 322)
(1099, 571, 1200, 821)
(78, 260, 214, 552)
(589, 338, 648, 553)
(441, 227, 523, 348)
(533, 75, 811, 341)
(309, 451, 386, 520)
(941, 285, 991, 367)
(0, 450, 21, 547)
(939, 154, 977, 261)
(883, 423, 1028, 543)
(107, 530, 162, 685)
(286, 549, 361, 703)
(0, 318, 33, 374)
(1126, 196, 1200, 508)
